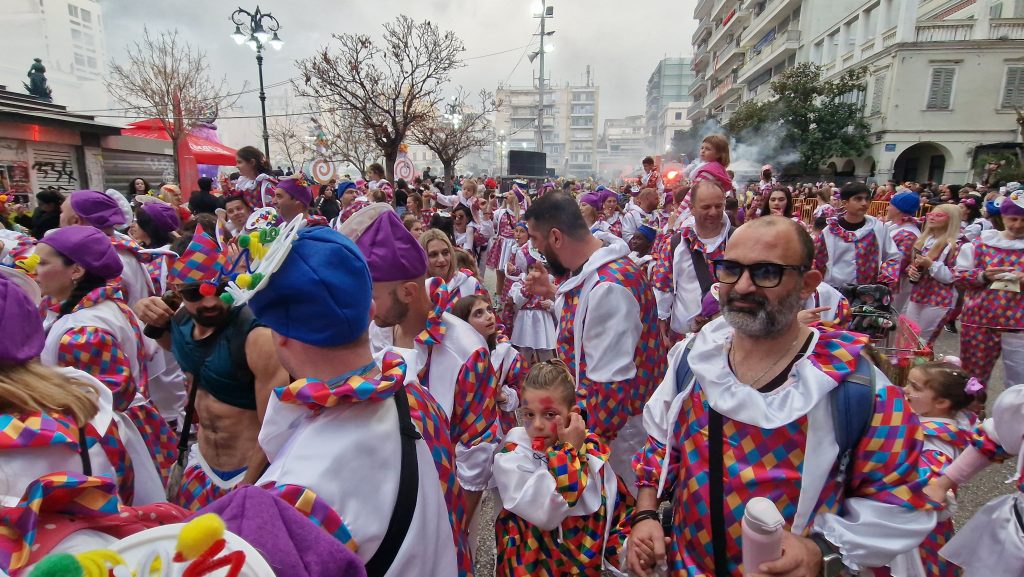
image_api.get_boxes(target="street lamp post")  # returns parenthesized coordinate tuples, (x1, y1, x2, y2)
(497, 130, 507, 175)
(529, 2, 554, 156)
(230, 6, 283, 161)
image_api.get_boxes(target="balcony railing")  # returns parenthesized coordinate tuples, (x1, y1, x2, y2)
(915, 20, 974, 42)
(738, 29, 801, 79)
(989, 19, 1024, 39)
(881, 27, 897, 48)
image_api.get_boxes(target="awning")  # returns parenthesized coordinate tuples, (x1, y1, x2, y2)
(121, 119, 237, 166)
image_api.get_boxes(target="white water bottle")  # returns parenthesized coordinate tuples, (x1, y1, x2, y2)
(741, 497, 785, 573)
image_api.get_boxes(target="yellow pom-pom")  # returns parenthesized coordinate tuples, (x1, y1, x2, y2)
(175, 513, 226, 561)
(236, 273, 252, 289)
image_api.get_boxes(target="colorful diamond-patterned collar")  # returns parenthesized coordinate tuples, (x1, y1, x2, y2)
(0, 412, 80, 452)
(275, 352, 408, 410)
(68, 284, 126, 315)
(417, 279, 452, 347)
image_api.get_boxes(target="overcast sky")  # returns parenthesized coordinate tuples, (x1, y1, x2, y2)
(100, 0, 697, 124)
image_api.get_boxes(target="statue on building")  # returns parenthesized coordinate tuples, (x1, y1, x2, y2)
(24, 58, 53, 102)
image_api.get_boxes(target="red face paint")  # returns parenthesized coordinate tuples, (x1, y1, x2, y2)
(531, 437, 546, 451)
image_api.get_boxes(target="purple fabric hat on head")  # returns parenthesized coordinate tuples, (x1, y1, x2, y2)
(139, 201, 181, 234)
(579, 192, 602, 211)
(339, 204, 427, 283)
(1002, 190, 1024, 217)
(69, 189, 127, 229)
(0, 273, 45, 364)
(598, 187, 619, 206)
(276, 174, 314, 206)
(40, 225, 123, 280)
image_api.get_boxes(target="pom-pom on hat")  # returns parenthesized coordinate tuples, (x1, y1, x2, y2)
(275, 173, 313, 206)
(890, 191, 920, 215)
(248, 226, 371, 347)
(0, 272, 45, 364)
(69, 189, 127, 229)
(1002, 189, 1024, 218)
(39, 225, 123, 280)
(139, 200, 181, 234)
(339, 204, 428, 283)
(169, 224, 230, 286)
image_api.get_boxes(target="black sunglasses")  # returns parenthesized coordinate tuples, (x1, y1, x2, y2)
(176, 282, 226, 303)
(712, 259, 807, 289)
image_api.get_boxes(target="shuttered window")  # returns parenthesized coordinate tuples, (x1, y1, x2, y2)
(870, 72, 886, 115)
(1002, 66, 1024, 109)
(926, 67, 956, 110)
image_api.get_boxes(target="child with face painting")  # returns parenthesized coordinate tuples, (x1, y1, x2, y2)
(492, 361, 635, 577)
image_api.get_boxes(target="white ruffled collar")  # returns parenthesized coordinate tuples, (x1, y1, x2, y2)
(556, 232, 629, 294)
(980, 228, 1024, 250)
(687, 318, 840, 428)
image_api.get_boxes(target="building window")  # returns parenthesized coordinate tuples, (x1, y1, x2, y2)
(1002, 66, 1024, 109)
(71, 28, 82, 41)
(87, 56, 97, 69)
(67, 3, 78, 17)
(74, 53, 85, 67)
(674, 112, 683, 120)
(926, 67, 956, 110)
(870, 72, 886, 115)
(80, 8, 91, 22)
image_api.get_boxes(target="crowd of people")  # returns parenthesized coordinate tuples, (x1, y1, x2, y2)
(0, 137, 1022, 577)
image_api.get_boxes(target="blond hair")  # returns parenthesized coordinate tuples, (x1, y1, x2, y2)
(0, 362, 99, 427)
(522, 360, 577, 408)
(703, 134, 731, 166)
(914, 204, 961, 258)
(419, 228, 457, 280)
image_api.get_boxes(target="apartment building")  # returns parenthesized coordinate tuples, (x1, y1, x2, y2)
(596, 115, 647, 180)
(646, 58, 696, 152)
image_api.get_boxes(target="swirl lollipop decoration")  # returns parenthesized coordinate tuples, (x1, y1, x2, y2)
(310, 158, 336, 184)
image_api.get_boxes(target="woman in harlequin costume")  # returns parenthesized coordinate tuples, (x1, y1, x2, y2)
(234, 146, 276, 210)
(451, 203, 494, 276)
(453, 295, 524, 437)
(889, 361, 979, 577)
(598, 188, 624, 238)
(493, 361, 634, 577)
(904, 204, 961, 345)
(487, 187, 523, 306)
(887, 191, 923, 315)
(953, 191, 1024, 393)
(420, 228, 487, 310)
(578, 192, 608, 235)
(922, 383, 1024, 576)
(0, 272, 187, 575)
(34, 226, 173, 505)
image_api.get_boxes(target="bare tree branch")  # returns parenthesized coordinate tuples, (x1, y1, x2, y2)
(294, 16, 465, 181)
(106, 28, 243, 183)
(268, 105, 312, 172)
(310, 109, 381, 178)
(411, 88, 499, 181)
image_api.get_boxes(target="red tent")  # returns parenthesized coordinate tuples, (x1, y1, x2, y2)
(121, 119, 237, 166)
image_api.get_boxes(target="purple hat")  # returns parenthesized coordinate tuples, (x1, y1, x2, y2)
(40, 225, 123, 280)
(139, 201, 181, 234)
(276, 174, 313, 206)
(1002, 191, 1024, 217)
(339, 204, 428, 283)
(598, 188, 619, 206)
(579, 192, 602, 211)
(69, 189, 127, 229)
(0, 273, 45, 363)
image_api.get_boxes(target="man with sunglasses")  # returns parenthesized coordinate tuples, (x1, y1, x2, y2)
(651, 180, 732, 343)
(629, 216, 935, 577)
(134, 226, 288, 510)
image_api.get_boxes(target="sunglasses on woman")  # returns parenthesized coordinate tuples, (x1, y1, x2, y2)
(712, 259, 807, 289)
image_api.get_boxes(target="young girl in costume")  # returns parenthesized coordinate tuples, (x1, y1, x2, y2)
(488, 188, 523, 300)
(905, 204, 961, 344)
(234, 146, 276, 210)
(688, 134, 734, 196)
(508, 250, 557, 365)
(923, 383, 1024, 577)
(453, 295, 523, 436)
(492, 361, 634, 577)
(889, 361, 979, 577)
(499, 223, 530, 331)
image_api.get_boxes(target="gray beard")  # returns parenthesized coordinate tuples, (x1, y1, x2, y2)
(722, 289, 804, 338)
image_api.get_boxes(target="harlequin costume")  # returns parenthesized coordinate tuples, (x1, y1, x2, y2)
(633, 320, 937, 576)
(814, 214, 901, 289)
(235, 172, 277, 210)
(429, 269, 488, 312)
(487, 192, 523, 272)
(938, 384, 1024, 576)
(889, 411, 974, 577)
(651, 212, 731, 338)
(508, 263, 557, 354)
(233, 223, 470, 577)
(492, 427, 634, 576)
(888, 192, 923, 314)
(954, 196, 1024, 391)
(804, 283, 852, 328)
(554, 231, 664, 490)
(37, 227, 173, 505)
(342, 206, 500, 497)
(905, 238, 959, 345)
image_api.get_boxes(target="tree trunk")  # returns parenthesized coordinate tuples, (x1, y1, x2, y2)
(443, 162, 456, 194)
(170, 135, 182, 184)
(383, 146, 399, 183)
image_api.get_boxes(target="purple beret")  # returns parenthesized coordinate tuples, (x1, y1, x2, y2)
(579, 192, 602, 211)
(1002, 192, 1024, 217)
(0, 273, 44, 364)
(276, 177, 313, 206)
(598, 188, 619, 206)
(139, 202, 181, 234)
(340, 205, 427, 283)
(70, 189, 127, 229)
(40, 225, 123, 280)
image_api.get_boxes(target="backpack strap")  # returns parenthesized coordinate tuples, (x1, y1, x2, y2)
(830, 352, 876, 497)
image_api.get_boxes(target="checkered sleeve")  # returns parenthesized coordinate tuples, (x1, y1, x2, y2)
(847, 383, 934, 510)
(920, 449, 955, 479)
(970, 422, 1011, 463)
(452, 347, 500, 491)
(651, 232, 674, 293)
(893, 230, 917, 277)
(813, 233, 829, 276)
(546, 441, 589, 507)
(953, 241, 986, 288)
(57, 327, 132, 404)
